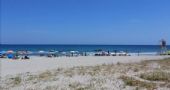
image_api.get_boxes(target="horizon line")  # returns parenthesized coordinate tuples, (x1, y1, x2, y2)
(1, 44, 169, 46)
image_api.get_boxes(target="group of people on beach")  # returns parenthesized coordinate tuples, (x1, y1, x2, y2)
(0, 49, 131, 60)
(0, 50, 30, 59)
(0, 39, 169, 60)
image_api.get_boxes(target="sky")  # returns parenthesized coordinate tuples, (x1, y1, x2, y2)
(1, 0, 170, 45)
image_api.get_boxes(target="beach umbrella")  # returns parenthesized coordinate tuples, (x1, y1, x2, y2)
(0, 51, 6, 54)
(7, 50, 14, 53)
(70, 51, 76, 53)
(55, 51, 59, 53)
(48, 50, 56, 54)
(38, 50, 46, 56)
(7, 54, 14, 59)
(70, 51, 79, 53)
(39, 50, 45, 53)
(6, 50, 14, 59)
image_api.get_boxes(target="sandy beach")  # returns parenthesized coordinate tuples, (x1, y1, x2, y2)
(1, 56, 170, 77)
(1, 56, 170, 90)
(1, 0, 170, 89)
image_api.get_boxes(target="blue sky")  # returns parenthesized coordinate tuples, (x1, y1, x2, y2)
(1, 0, 170, 45)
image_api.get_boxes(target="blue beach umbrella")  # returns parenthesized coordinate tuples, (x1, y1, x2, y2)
(0, 51, 6, 54)
(0, 51, 7, 58)
(7, 54, 14, 59)
(7, 50, 14, 59)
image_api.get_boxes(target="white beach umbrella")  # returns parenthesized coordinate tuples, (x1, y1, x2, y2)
(39, 51, 45, 53)
(70, 51, 79, 53)
(70, 51, 75, 53)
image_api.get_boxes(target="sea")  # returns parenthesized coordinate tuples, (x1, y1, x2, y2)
(0, 45, 169, 54)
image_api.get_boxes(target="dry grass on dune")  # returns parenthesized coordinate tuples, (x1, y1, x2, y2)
(120, 75, 156, 90)
(140, 71, 170, 82)
(1, 58, 170, 90)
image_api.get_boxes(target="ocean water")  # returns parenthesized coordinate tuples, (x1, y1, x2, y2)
(0, 45, 169, 53)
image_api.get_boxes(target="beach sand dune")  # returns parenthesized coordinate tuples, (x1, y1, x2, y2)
(1, 56, 170, 77)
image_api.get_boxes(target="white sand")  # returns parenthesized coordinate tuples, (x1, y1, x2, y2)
(1, 56, 170, 77)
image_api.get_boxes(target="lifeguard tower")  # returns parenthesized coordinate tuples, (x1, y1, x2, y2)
(160, 39, 167, 55)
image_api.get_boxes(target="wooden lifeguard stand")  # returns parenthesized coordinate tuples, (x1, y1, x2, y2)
(160, 39, 167, 55)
